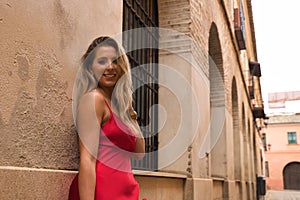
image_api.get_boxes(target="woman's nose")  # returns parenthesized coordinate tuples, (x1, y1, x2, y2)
(106, 60, 114, 69)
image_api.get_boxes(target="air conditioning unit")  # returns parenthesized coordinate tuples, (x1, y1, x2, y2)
(253, 107, 266, 119)
(249, 61, 261, 77)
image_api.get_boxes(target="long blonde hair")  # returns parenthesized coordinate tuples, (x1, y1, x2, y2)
(72, 36, 139, 134)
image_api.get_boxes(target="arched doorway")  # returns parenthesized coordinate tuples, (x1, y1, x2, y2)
(232, 77, 241, 179)
(232, 77, 242, 199)
(208, 22, 226, 178)
(283, 162, 300, 190)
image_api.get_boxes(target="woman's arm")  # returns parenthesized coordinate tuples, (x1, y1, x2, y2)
(77, 92, 105, 199)
(134, 131, 145, 160)
(78, 140, 97, 200)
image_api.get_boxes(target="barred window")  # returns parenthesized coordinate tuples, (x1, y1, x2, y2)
(122, 0, 159, 170)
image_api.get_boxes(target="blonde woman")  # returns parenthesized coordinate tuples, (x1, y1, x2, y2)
(69, 36, 145, 200)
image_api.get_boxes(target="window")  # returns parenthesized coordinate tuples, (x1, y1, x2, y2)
(239, 1, 246, 43)
(262, 133, 267, 151)
(233, 1, 246, 50)
(123, 0, 158, 170)
(288, 132, 297, 144)
(265, 161, 269, 177)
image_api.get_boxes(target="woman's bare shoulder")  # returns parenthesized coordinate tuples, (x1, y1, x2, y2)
(80, 89, 105, 105)
(78, 89, 106, 122)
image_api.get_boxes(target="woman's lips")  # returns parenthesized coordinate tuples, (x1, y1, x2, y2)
(103, 74, 116, 78)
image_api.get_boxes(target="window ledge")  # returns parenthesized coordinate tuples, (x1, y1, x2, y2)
(133, 170, 188, 179)
(211, 177, 226, 181)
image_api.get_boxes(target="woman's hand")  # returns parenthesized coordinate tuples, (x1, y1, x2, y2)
(128, 103, 145, 160)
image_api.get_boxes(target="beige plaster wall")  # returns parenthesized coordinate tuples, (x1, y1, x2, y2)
(0, 0, 122, 198)
(157, 0, 192, 173)
(135, 175, 185, 200)
(0, 0, 122, 169)
(0, 167, 185, 200)
(0, 166, 76, 200)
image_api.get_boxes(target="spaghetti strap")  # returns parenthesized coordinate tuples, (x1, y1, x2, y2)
(103, 99, 112, 114)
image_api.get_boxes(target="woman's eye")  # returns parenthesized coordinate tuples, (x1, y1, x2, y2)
(112, 59, 118, 64)
(99, 60, 107, 65)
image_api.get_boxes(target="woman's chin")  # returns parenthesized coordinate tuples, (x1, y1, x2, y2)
(99, 81, 117, 88)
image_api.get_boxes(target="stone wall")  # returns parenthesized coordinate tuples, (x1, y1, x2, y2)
(0, 0, 122, 199)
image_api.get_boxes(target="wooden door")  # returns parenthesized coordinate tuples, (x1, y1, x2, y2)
(283, 162, 300, 190)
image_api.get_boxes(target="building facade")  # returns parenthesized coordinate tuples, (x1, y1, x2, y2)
(263, 114, 300, 190)
(0, 0, 266, 199)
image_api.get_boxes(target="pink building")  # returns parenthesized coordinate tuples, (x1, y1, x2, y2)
(263, 114, 300, 190)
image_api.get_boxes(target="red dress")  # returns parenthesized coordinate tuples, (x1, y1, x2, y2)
(69, 100, 139, 200)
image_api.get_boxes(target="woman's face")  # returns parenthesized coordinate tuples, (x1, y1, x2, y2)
(92, 45, 123, 89)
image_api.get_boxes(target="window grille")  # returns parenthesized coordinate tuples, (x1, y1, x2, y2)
(122, 0, 158, 170)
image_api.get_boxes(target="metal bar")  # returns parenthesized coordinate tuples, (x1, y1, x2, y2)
(124, 0, 156, 27)
(123, 0, 158, 171)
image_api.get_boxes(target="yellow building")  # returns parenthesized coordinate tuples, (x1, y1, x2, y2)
(0, 0, 266, 199)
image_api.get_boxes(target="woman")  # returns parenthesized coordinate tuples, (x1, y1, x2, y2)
(69, 36, 145, 200)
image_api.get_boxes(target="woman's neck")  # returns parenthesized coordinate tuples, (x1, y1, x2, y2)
(98, 87, 113, 101)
